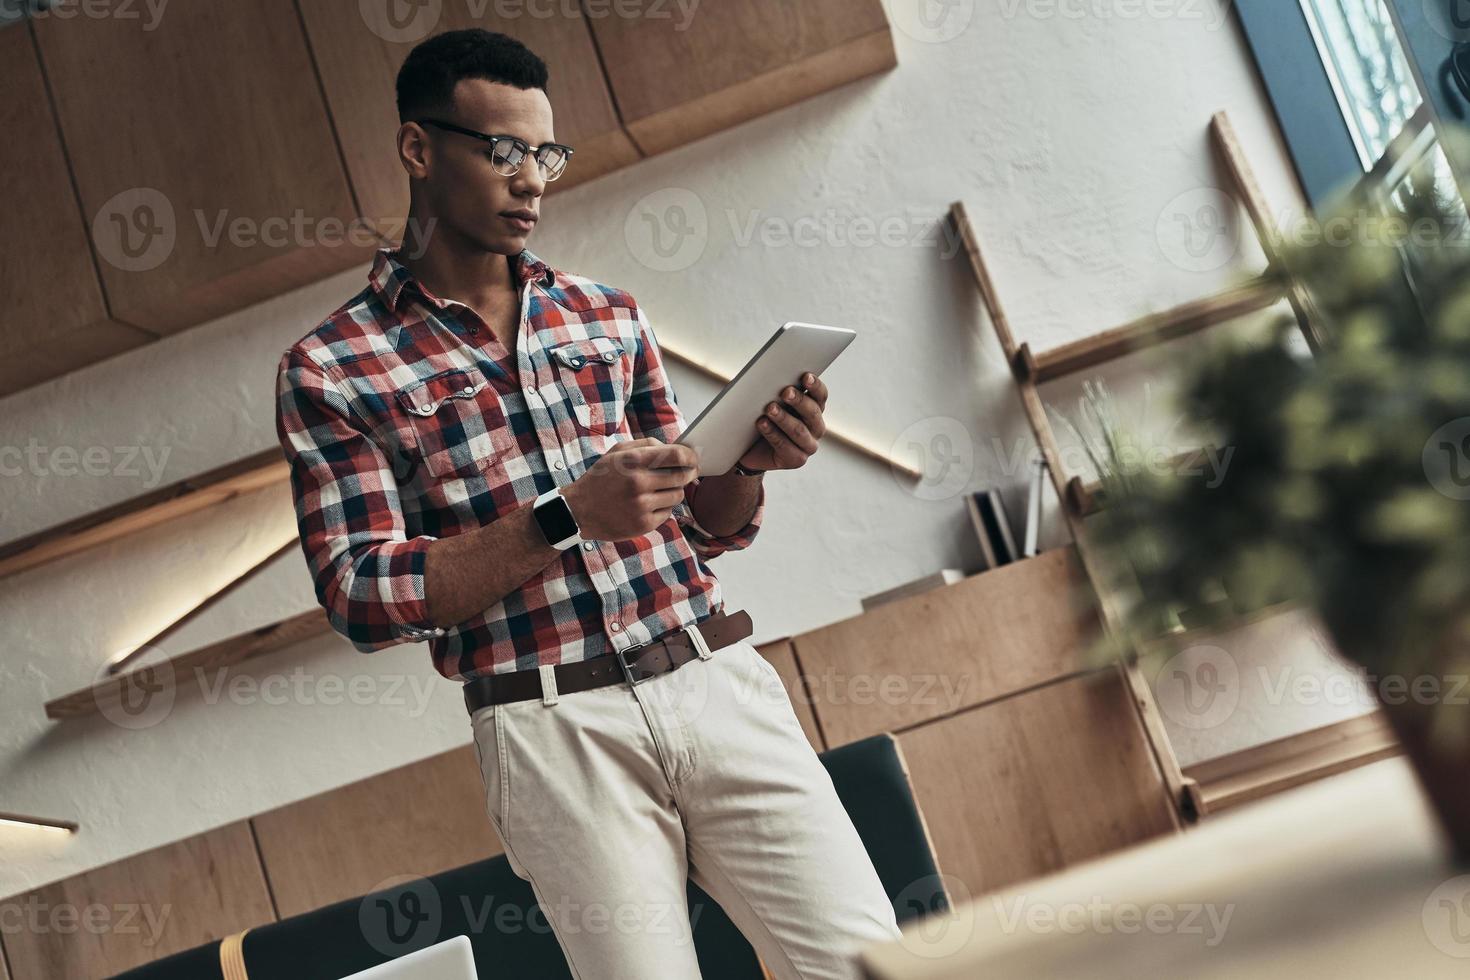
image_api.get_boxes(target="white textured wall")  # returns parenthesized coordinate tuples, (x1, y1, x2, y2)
(0, 0, 1371, 897)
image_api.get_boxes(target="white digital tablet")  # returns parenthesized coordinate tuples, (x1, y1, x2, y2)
(675, 322, 856, 476)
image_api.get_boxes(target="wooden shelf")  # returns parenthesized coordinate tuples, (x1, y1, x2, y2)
(0, 448, 286, 583)
(1015, 277, 1285, 384)
(46, 608, 332, 721)
(1183, 712, 1401, 817)
(0, 811, 79, 833)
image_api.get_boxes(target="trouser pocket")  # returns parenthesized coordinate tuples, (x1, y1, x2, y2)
(470, 703, 527, 879)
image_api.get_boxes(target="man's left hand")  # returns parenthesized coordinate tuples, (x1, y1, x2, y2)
(734, 372, 828, 474)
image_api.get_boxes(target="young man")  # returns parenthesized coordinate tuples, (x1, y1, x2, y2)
(275, 29, 900, 979)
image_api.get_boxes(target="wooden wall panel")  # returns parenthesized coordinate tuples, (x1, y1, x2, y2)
(300, 0, 639, 235)
(589, 0, 896, 154)
(0, 22, 154, 399)
(1, 935, 11, 980)
(251, 746, 501, 918)
(896, 671, 1178, 901)
(32, 0, 371, 336)
(754, 637, 825, 752)
(794, 548, 1100, 748)
(0, 822, 275, 980)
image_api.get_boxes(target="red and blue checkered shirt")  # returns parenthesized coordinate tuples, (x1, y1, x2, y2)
(275, 247, 764, 680)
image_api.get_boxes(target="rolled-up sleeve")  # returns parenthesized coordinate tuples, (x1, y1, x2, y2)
(275, 347, 443, 651)
(623, 302, 764, 560)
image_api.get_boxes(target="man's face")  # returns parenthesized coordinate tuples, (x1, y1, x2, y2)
(408, 79, 555, 255)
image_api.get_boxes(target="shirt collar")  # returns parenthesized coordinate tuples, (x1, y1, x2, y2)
(368, 246, 556, 315)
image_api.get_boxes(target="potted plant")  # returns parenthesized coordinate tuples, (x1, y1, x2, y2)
(1086, 162, 1470, 861)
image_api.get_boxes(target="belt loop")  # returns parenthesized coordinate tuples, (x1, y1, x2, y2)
(539, 664, 560, 706)
(688, 621, 714, 660)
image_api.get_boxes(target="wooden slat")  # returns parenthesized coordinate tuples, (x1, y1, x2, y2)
(251, 746, 500, 918)
(588, 0, 896, 155)
(46, 608, 333, 721)
(794, 548, 1101, 748)
(951, 199, 1021, 355)
(1024, 277, 1285, 383)
(0, 812, 79, 833)
(0, 823, 276, 979)
(299, 0, 639, 238)
(0, 21, 154, 399)
(1138, 598, 1303, 659)
(1210, 111, 1326, 352)
(948, 205, 1075, 511)
(33, 0, 371, 335)
(896, 671, 1178, 901)
(1185, 712, 1401, 816)
(753, 638, 827, 752)
(948, 202, 1189, 821)
(0, 448, 286, 582)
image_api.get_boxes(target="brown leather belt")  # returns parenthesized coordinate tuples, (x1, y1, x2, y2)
(463, 608, 753, 714)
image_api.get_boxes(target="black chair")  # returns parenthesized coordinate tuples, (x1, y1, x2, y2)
(113, 733, 947, 980)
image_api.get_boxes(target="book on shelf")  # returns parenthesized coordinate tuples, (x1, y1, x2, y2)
(1024, 455, 1047, 558)
(966, 489, 1018, 570)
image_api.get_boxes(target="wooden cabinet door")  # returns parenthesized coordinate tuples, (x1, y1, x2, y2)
(795, 549, 1100, 748)
(0, 822, 276, 979)
(32, 0, 370, 335)
(251, 745, 501, 918)
(0, 21, 152, 398)
(897, 671, 1178, 899)
(300, 0, 639, 236)
(587, 0, 896, 155)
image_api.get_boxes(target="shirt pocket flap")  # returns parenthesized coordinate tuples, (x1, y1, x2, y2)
(550, 336, 627, 371)
(396, 367, 491, 417)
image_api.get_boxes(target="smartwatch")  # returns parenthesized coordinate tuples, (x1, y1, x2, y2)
(533, 486, 584, 550)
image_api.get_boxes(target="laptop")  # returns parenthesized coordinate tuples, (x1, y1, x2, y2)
(341, 935, 478, 980)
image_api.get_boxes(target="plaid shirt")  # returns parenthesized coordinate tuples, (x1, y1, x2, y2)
(275, 247, 764, 680)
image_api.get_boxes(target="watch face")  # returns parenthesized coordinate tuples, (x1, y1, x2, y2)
(535, 494, 579, 544)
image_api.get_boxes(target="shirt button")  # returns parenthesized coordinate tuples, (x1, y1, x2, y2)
(525, 386, 536, 397)
(610, 622, 622, 632)
(553, 459, 565, 470)
(461, 387, 474, 396)
(602, 352, 616, 363)
(583, 541, 595, 551)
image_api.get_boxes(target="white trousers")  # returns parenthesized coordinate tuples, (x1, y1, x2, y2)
(468, 633, 902, 979)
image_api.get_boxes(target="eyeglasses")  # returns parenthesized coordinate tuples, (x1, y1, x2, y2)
(417, 119, 574, 181)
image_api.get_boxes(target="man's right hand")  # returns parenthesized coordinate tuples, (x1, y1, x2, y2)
(562, 438, 701, 542)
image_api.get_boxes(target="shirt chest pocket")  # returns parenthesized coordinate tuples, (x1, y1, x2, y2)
(396, 366, 515, 480)
(549, 337, 630, 435)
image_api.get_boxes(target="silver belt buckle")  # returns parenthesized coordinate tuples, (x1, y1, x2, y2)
(614, 640, 653, 687)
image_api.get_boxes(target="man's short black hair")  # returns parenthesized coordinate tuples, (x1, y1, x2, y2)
(396, 29, 549, 123)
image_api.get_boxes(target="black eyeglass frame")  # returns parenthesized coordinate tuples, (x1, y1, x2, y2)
(416, 118, 575, 181)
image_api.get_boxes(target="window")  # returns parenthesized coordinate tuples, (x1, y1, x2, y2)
(1235, 0, 1464, 212)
